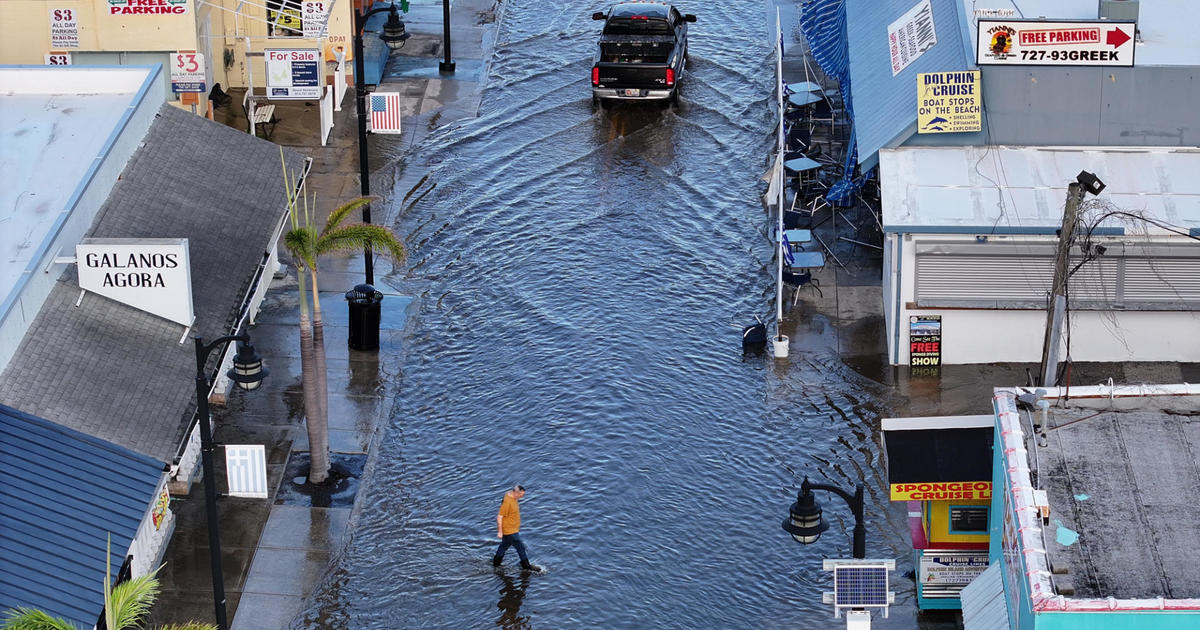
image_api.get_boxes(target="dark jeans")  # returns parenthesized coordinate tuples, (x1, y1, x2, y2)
(494, 533, 529, 564)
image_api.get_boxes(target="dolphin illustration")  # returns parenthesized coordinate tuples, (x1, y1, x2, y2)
(927, 125, 944, 131)
(926, 116, 949, 125)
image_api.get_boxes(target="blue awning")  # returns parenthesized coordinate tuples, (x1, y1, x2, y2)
(0, 404, 165, 627)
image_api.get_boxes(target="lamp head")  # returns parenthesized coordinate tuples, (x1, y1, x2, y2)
(227, 341, 268, 391)
(380, 6, 411, 50)
(782, 481, 829, 544)
(1076, 170, 1106, 196)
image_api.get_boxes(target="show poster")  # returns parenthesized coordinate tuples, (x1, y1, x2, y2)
(909, 315, 941, 367)
(917, 71, 980, 133)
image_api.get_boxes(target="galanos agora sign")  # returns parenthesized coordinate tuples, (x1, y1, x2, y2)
(108, 0, 188, 15)
(76, 238, 195, 327)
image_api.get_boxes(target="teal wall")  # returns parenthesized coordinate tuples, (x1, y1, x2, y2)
(1038, 611, 1200, 629)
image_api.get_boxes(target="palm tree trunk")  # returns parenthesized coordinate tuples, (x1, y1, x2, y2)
(297, 266, 328, 485)
(308, 269, 331, 484)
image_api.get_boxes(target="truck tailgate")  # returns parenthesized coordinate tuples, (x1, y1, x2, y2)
(594, 62, 672, 89)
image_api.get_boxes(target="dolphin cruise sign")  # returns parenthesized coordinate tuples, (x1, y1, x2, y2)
(916, 71, 981, 134)
(976, 18, 1135, 67)
(76, 238, 195, 328)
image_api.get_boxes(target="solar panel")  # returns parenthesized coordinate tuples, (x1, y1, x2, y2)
(834, 565, 889, 607)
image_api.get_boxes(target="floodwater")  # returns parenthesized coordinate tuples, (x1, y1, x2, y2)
(295, 1, 968, 627)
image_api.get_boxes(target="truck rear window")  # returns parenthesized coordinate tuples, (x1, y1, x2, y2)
(603, 18, 672, 36)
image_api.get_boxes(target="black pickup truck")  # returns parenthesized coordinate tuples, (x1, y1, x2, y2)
(590, 3, 696, 105)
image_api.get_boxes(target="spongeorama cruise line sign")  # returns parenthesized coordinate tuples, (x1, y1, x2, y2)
(76, 238, 194, 326)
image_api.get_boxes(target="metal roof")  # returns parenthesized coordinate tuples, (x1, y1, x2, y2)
(880, 145, 1200, 233)
(0, 403, 164, 627)
(961, 563, 1010, 630)
(845, 0, 972, 169)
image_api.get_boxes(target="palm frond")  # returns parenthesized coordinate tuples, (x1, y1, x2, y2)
(1, 608, 78, 630)
(106, 575, 159, 630)
(283, 227, 319, 270)
(315, 224, 406, 262)
(323, 197, 373, 235)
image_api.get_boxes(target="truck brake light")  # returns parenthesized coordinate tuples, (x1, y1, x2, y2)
(665, 68, 675, 86)
(592, 66, 599, 86)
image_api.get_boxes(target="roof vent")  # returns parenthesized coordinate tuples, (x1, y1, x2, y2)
(1098, 0, 1141, 41)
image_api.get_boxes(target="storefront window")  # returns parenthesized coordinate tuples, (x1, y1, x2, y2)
(267, 0, 303, 37)
(949, 506, 989, 533)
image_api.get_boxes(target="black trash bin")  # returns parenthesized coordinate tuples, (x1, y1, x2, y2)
(345, 284, 384, 350)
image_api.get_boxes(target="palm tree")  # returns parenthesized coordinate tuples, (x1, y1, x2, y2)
(2, 536, 215, 630)
(281, 156, 405, 484)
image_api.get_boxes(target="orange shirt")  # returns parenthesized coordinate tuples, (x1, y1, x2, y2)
(498, 492, 521, 535)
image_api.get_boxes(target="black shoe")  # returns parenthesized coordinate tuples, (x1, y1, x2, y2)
(520, 562, 542, 573)
(492, 556, 502, 567)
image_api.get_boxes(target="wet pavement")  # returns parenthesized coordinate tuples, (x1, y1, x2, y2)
(149, 0, 1200, 628)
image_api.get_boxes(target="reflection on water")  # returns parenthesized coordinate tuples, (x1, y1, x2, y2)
(292, 0, 971, 628)
(495, 570, 531, 629)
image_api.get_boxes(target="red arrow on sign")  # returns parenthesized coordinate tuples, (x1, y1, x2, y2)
(1106, 28, 1131, 48)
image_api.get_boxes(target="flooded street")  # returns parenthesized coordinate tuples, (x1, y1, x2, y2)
(295, 1, 970, 627)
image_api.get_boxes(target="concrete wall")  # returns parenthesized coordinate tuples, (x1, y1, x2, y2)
(982, 65, 1199, 147)
(886, 232, 1200, 365)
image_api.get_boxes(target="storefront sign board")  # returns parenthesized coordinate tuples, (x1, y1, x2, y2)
(919, 552, 989, 591)
(891, 481, 991, 501)
(917, 71, 980, 133)
(976, 19, 1135, 66)
(266, 48, 322, 99)
(76, 238, 194, 327)
(888, 0, 938, 76)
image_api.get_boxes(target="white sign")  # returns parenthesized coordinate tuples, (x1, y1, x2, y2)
(976, 19, 1136, 67)
(302, 1, 330, 38)
(266, 49, 322, 99)
(226, 445, 268, 498)
(919, 552, 989, 591)
(76, 239, 195, 327)
(887, 0, 938, 76)
(170, 51, 206, 93)
(49, 7, 79, 48)
(45, 52, 73, 65)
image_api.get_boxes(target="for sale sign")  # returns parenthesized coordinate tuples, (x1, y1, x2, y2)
(266, 49, 322, 99)
(170, 51, 205, 93)
(976, 19, 1135, 66)
(49, 8, 79, 48)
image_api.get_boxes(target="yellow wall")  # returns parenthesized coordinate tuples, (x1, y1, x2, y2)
(926, 499, 990, 544)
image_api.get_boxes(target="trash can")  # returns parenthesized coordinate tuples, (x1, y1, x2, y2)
(345, 284, 384, 350)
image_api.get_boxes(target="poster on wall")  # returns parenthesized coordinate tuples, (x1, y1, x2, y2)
(268, 0, 303, 36)
(265, 49, 322, 99)
(919, 552, 989, 593)
(916, 71, 980, 133)
(909, 315, 942, 367)
(976, 19, 1135, 67)
(302, 0, 330, 38)
(45, 52, 73, 65)
(49, 8, 79, 48)
(170, 51, 206, 93)
(887, 0, 938, 76)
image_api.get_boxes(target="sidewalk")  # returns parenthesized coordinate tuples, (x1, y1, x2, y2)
(148, 1, 503, 627)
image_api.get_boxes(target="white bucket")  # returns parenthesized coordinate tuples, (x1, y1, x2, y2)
(772, 334, 789, 358)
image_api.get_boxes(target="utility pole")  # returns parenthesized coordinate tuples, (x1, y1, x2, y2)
(1039, 181, 1084, 387)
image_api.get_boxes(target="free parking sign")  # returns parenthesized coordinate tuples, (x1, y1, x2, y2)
(976, 19, 1135, 66)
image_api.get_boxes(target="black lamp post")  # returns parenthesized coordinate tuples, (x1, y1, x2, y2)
(353, 2, 410, 286)
(782, 476, 867, 559)
(439, 0, 455, 73)
(194, 334, 267, 630)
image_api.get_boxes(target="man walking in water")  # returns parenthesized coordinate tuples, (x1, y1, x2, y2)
(493, 485, 541, 572)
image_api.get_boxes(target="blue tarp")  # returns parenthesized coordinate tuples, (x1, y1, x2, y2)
(799, 0, 863, 204)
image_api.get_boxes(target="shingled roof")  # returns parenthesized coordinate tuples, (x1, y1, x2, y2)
(0, 105, 307, 463)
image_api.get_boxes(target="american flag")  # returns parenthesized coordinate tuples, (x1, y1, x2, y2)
(369, 92, 402, 134)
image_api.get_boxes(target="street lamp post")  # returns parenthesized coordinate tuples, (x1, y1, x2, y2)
(782, 476, 866, 558)
(194, 335, 267, 630)
(352, 2, 410, 286)
(439, 0, 455, 73)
